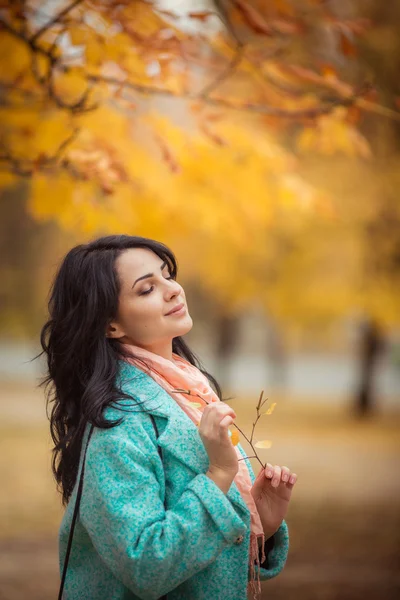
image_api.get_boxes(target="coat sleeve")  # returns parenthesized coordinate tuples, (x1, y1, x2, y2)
(79, 417, 248, 600)
(255, 520, 289, 580)
(236, 443, 289, 581)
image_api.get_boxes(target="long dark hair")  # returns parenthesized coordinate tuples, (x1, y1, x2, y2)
(39, 235, 222, 506)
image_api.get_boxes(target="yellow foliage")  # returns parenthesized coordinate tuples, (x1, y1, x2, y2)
(52, 68, 89, 104)
(69, 25, 90, 46)
(0, 0, 398, 333)
(28, 173, 75, 220)
(118, 2, 173, 38)
(0, 34, 31, 84)
(85, 39, 105, 67)
(297, 108, 372, 158)
(0, 108, 73, 160)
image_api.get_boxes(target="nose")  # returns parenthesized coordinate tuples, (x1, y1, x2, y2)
(166, 278, 183, 298)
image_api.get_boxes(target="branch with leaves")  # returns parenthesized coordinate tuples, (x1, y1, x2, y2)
(1, 0, 399, 182)
(0, 0, 399, 190)
(171, 387, 275, 470)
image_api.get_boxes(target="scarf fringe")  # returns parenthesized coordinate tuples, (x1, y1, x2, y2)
(247, 531, 265, 600)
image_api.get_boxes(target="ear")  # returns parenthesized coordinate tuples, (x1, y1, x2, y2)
(105, 321, 126, 339)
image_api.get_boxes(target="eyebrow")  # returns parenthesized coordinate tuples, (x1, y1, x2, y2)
(132, 260, 168, 289)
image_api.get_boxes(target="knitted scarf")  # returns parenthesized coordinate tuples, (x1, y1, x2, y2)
(122, 343, 266, 599)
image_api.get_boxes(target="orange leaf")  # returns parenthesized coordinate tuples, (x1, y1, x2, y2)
(346, 106, 361, 124)
(188, 11, 214, 21)
(340, 32, 357, 57)
(230, 429, 240, 446)
(200, 121, 226, 146)
(321, 64, 338, 79)
(234, 0, 274, 35)
(254, 440, 273, 449)
(154, 134, 180, 173)
(269, 19, 302, 35)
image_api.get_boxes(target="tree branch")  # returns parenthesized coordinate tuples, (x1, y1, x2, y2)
(0, 128, 79, 177)
(198, 44, 244, 99)
(30, 0, 84, 43)
(88, 72, 368, 118)
(0, 18, 52, 60)
(48, 73, 98, 113)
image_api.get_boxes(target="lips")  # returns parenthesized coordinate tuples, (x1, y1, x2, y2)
(165, 302, 185, 316)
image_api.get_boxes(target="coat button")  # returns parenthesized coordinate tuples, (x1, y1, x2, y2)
(234, 535, 244, 545)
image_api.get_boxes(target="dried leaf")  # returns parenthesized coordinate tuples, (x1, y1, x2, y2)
(200, 121, 226, 146)
(321, 64, 338, 79)
(154, 134, 180, 173)
(263, 402, 277, 415)
(234, 0, 274, 36)
(188, 11, 214, 22)
(269, 19, 302, 35)
(340, 32, 357, 57)
(255, 440, 273, 449)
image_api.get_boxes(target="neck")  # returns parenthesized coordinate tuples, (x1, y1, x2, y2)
(123, 339, 174, 362)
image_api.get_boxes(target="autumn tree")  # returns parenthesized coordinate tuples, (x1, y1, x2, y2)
(0, 0, 399, 352)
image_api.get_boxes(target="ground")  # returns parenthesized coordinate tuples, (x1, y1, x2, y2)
(0, 381, 399, 599)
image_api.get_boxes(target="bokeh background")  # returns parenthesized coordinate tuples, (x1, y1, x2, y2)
(0, 1, 399, 599)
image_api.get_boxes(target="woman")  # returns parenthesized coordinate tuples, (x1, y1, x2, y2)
(40, 234, 297, 600)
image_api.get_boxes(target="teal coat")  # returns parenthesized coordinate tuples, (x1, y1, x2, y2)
(59, 361, 289, 599)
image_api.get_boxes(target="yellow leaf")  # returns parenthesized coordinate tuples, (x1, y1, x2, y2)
(69, 25, 89, 46)
(52, 68, 88, 104)
(230, 429, 240, 446)
(263, 402, 277, 415)
(254, 440, 273, 449)
(85, 40, 104, 67)
(0, 34, 31, 84)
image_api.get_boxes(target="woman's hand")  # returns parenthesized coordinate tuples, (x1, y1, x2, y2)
(199, 403, 239, 477)
(250, 463, 298, 538)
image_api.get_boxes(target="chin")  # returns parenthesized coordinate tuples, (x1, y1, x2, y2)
(176, 314, 193, 336)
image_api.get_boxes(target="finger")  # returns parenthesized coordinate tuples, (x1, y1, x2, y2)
(218, 415, 234, 439)
(287, 473, 297, 486)
(281, 466, 291, 483)
(219, 415, 234, 428)
(271, 465, 281, 488)
(205, 405, 236, 436)
(202, 403, 236, 424)
(265, 463, 274, 479)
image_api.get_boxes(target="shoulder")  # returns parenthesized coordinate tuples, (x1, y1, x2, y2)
(104, 359, 164, 421)
(86, 361, 164, 453)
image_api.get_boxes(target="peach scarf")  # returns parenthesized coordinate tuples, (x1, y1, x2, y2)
(122, 344, 266, 599)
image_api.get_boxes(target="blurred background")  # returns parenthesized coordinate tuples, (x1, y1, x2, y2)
(0, 0, 399, 598)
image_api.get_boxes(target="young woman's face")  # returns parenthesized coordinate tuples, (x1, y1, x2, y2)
(107, 248, 193, 355)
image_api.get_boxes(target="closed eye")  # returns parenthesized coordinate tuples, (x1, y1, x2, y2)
(139, 276, 174, 296)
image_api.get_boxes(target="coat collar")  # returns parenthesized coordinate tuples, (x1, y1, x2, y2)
(118, 360, 250, 518)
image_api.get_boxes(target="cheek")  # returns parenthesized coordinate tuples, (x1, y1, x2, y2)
(120, 296, 163, 328)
